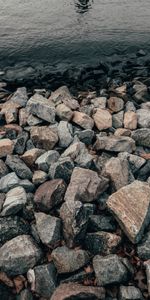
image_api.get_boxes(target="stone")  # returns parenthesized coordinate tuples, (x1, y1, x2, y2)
(27, 114, 42, 126)
(91, 97, 106, 108)
(64, 167, 109, 203)
(144, 260, 150, 296)
(9, 87, 28, 107)
(30, 126, 58, 150)
(27, 93, 55, 123)
(21, 148, 45, 167)
(20, 180, 34, 193)
(102, 157, 129, 191)
(137, 231, 150, 260)
(141, 101, 150, 110)
(88, 214, 116, 232)
(60, 200, 89, 247)
(119, 286, 143, 300)
(137, 160, 150, 181)
(124, 111, 137, 130)
(32, 170, 47, 185)
(35, 150, 60, 172)
(0, 193, 5, 212)
(0, 235, 43, 275)
(0, 216, 30, 244)
(76, 129, 95, 145)
(5, 107, 18, 124)
(93, 109, 112, 130)
(19, 108, 29, 127)
(133, 84, 149, 103)
(51, 246, 90, 273)
(112, 111, 124, 128)
(85, 232, 121, 255)
(51, 283, 105, 300)
(56, 103, 73, 121)
(16, 289, 33, 300)
(1, 186, 27, 216)
(0, 139, 14, 158)
(29, 263, 57, 298)
(49, 86, 79, 110)
(14, 131, 28, 155)
(107, 97, 124, 112)
(57, 121, 73, 148)
(125, 101, 136, 112)
(118, 152, 146, 174)
(61, 269, 94, 284)
(0, 172, 20, 193)
(94, 136, 136, 153)
(114, 128, 131, 137)
(34, 179, 66, 212)
(49, 157, 74, 183)
(107, 181, 150, 243)
(5, 155, 33, 180)
(131, 128, 150, 147)
(93, 255, 132, 286)
(35, 212, 62, 246)
(137, 109, 150, 128)
(0, 159, 8, 178)
(72, 111, 94, 129)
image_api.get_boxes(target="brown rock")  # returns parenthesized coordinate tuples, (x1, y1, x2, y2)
(93, 108, 112, 130)
(0, 139, 14, 158)
(51, 283, 105, 300)
(49, 86, 79, 110)
(114, 128, 131, 137)
(94, 136, 136, 153)
(5, 108, 18, 124)
(30, 126, 58, 150)
(19, 108, 29, 126)
(34, 179, 66, 212)
(72, 111, 94, 129)
(21, 148, 45, 167)
(64, 167, 109, 203)
(107, 181, 150, 243)
(107, 97, 124, 112)
(124, 111, 137, 130)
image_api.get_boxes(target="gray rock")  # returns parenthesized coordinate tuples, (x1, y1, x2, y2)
(85, 232, 121, 255)
(112, 111, 124, 128)
(144, 260, 150, 296)
(58, 121, 73, 148)
(35, 212, 62, 246)
(88, 214, 116, 232)
(19, 179, 34, 192)
(27, 114, 43, 126)
(51, 246, 90, 273)
(125, 101, 136, 112)
(1, 186, 27, 216)
(0, 193, 5, 212)
(94, 136, 136, 153)
(0, 172, 20, 193)
(131, 128, 150, 147)
(118, 152, 146, 174)
(16, 289, 33, 300)
(0, 159, 8, 178)
(137, 231, 150, 260)
(14, 131, 28, 155)
(133, 84, 149, 103)
(119, 286, 143, 300)
(93, 255, 132, 286)
(35, 150, 60, 172)
(49, 157, 74, 183)
(9, 87, 28, 107)
(0, 235, 43, 275)
(5, 155, 33, 180)
(107, 97, 124, 112)
(49, 85, 79, 110)
(27, 93, 56, 123)
(76, 129, 95, 145)
(91, 97, 106, 108)
(61, 269, 94, 284)
(137, 160, 150, 181)
(137, 109, 150, 128)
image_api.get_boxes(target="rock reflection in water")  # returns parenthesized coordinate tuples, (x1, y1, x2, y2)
(74, 0, 93, 14)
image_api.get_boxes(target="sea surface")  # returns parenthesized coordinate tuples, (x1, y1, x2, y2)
(0, 0, 150, 70)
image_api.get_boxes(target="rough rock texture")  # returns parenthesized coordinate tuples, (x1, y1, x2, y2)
(1, 186, 27, 216)
(93, 108, 112, 130)
(30, 126, 58, 150)
(0, 172, 20, 193)
(35, 150, 60, 172)
(137, 231, 150, 260)
(72, 111, 94, 129)
(56, 103, 73, 121)
(137, 108, 150, 128)
(107, 181, 150, 243)
(21, 148, 44, 167)
(6, 155, 33, 180)
(88, 214, 116, 232)
(49, 157, 74, 183)
(119, 286, 143, 300)
(131, 128, 150, 147)
(0, 159, 8, 178)
(0, 139, 14, 158)
(57, 121, 73, 148)
(94, 136, 136, 153)
(124, 111, 137, 130)
(107, 97, 124, 112)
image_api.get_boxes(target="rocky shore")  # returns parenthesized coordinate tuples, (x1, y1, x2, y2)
(0, 54, 150, 299)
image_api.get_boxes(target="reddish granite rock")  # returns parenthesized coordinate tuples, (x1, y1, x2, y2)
(72, 111, 94, 129)
(0, 139, 14, 158)
(21, 148, 45, 167)
(93, 108, 112, 130)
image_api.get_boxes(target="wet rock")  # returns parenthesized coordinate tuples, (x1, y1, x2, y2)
(0, 159, 8, 178)
(94, 136, 135, 153)
(119, 286, 143, 300)
(72, 111, 94, 129)
(27, 93, 55, 123)
(131, 128, 150, 147)
(16, 289, 33, 300)
(88, 214, 116, 232)
(137, 109, 150, 128)
(0, 235, 43, 275)
(58, 121, 73, 148)
(30, 126, 58, 150)
(112, 111, 124, 128)
(14, 131, 28, 155)
(51, 246, 90, 273)
(107, 97, 124, 112)
(51, 283, 105, 300)
(76, 129, 95, 145)
(137, 230, 150, 260)
(91, 97, 106, 108)
(124, 111, 137, 130)
(107, 181, 150, 243)
(64, 167, 109, 203)
(0, 172, 20, 193)
(5, 155, 33, 180)
(35, 212, 62, 246)
(0, 216, 30, 244)
(49, 85, 79, 110)
(56, 103, 73, 121)
(1, 186, 27, 216)
(0, 139, 14, 158)
(85, 232, 121, 255)
(32, 170, 47, 185)
(35, 150, 60, 172)
(49, 157, 74, 183)
(34, 179, 66, 212)
(93, 255, 132, 286)
(21, 148, 45, 167)
(93, 108, 112, 130)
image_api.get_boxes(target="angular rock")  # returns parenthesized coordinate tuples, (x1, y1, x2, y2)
(0, 139, 14, 158)
(58, 121, 73, 148)
(107, 181, 150, 243)
(27, 93, 55, 123)
(1, 186, 27, 216)
(5, 107, 18, 124)
(94, 136, 136, 153)
(0, 235, 43, 275)
(137, 160, 150, 181)
(0, 159, 8, 178)
(85, 232, 121, 255)
(56, 103, 73, 121)
(34, 179, 66, 212)
(88, 214, 116, 232)
(137, 231, 150, 260)
(76, 129, 95, 145)
(107, 97, 124, 112)
(125, 101, 136, 112)
(91, 97, 106, 108)
(20, 180, 34, 193)
(16, 289, 33, 300)
(49, 157, 74, 183)
(49, 86, 79, 110)
(72, 111, 94, 129)
(21, 148, 45, 167)
(35, 212, 62, 246)
(112, 111, 124, 128)
(114, 128, 131, 137)
(51, 246, 90, 273)
(119, 286, 143, 300)
(118, 152, 146, 174)
(0, 172, 20, 193)
(93, 108, 112, 130)
(133, 84, 149, 103)
(137, 109, 150, 128)
(51, 283, 105, 300)
(0, 193, 5, 212)
(35, 150, 60, 172)
(32, 170, 47, 185)
(144, 260, 150, 296)
(93, 255, 132, 286)
(9, 87, 28, 107)
(30, 126, 58, 150)
(27, 114, 42, 126)
(124, 111, 137, 130)
(19, 108, 29, 127)
(14, 131, 28, 155)
(64, 167, 109, 203)
(5, 155, 33, 180)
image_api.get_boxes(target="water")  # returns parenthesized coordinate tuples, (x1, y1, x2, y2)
(0, 0, 150, 70)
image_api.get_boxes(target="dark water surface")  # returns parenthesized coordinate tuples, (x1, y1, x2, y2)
(0, 0, 150, 70)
